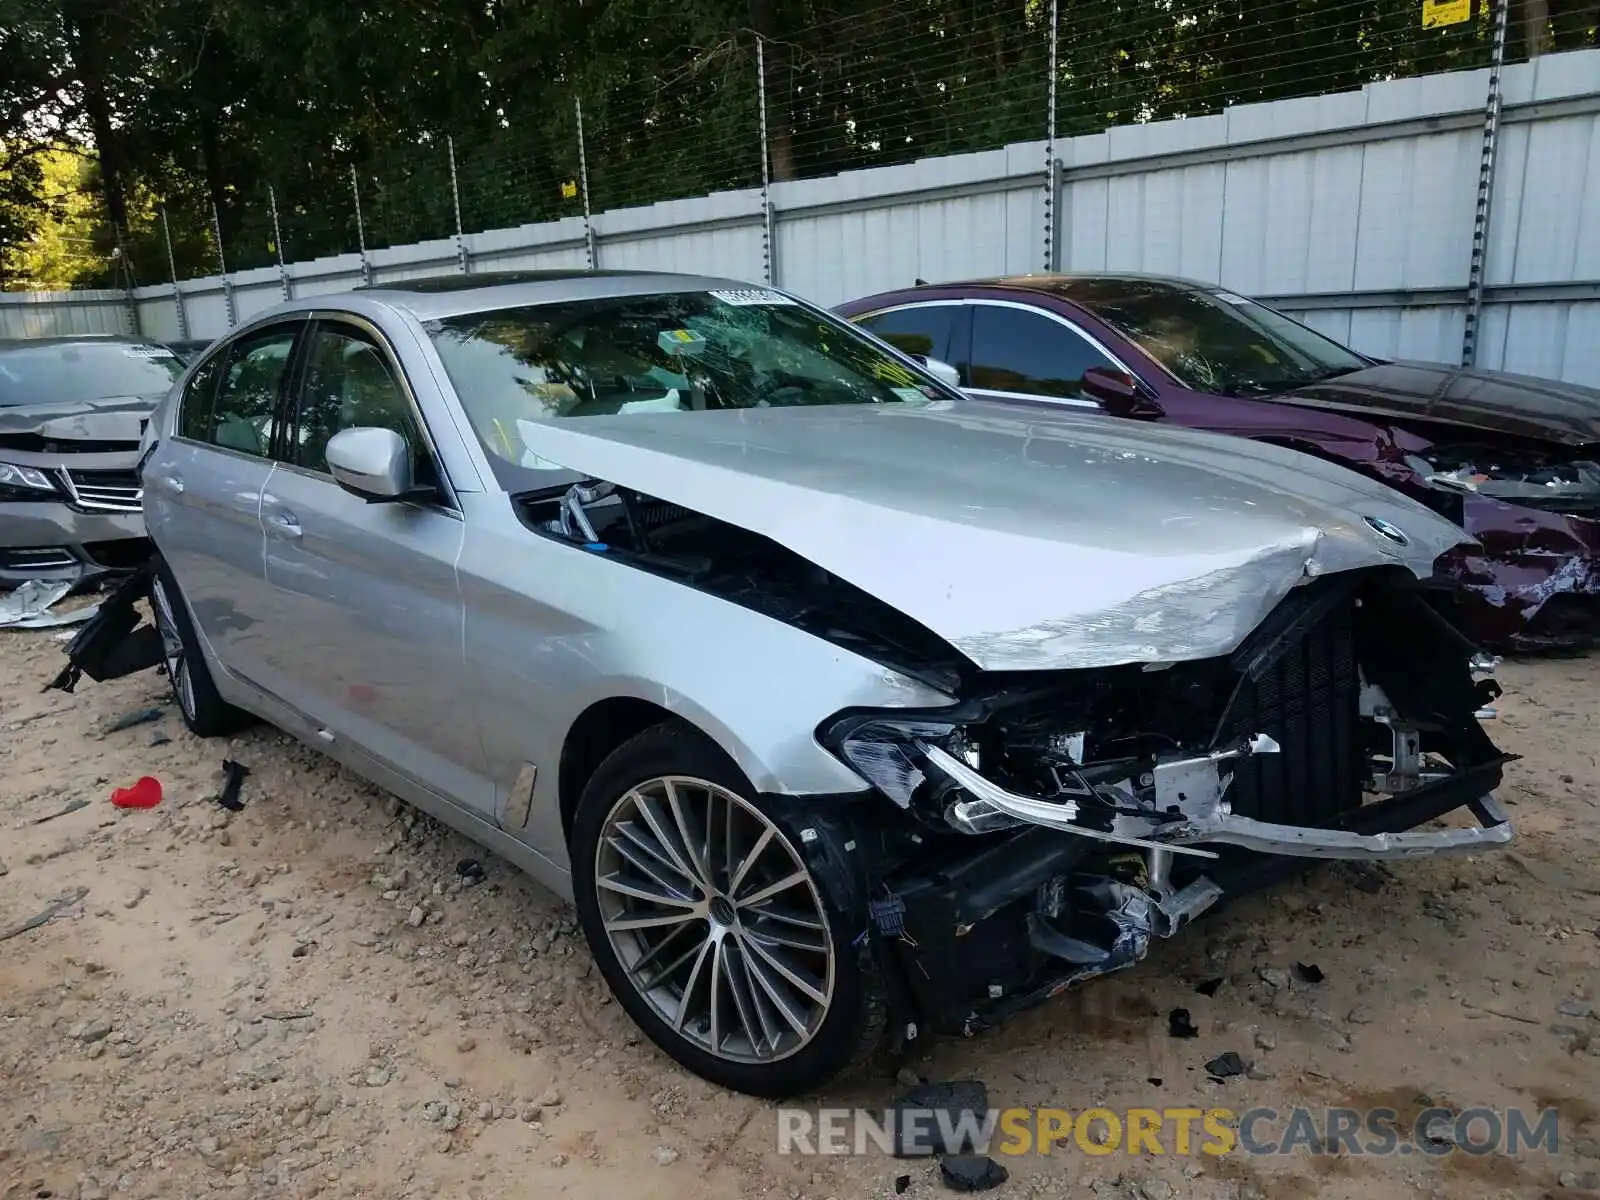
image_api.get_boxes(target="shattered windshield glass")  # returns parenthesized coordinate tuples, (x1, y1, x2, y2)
(1071, 283, 1370, 397)
(425, 289, 947, 483)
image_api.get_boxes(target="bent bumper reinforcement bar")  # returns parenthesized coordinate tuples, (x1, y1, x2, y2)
(923, 740, 1514, 861)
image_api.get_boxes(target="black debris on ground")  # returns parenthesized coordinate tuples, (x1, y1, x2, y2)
(894, 1175, 911, 1195)
(1194, 977, 1223, 997)
(1345, 862, 1392, 894)
(456, 858, 486, 884)
(217, 760, 250, 812)
(1294, 962, 1325, 984)
(1168, 1008, 1199, 1039)
(890, 1080, 989, 1157)
(1204, 1051, 1247, 1080)
(99, 706, 165, 736)
(939, 1155, 1009, 1192)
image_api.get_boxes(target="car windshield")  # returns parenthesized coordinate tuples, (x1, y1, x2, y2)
(1071, 283, 1369, 396)
(0, 341, 186, 407)
(425, 288, 947, 487)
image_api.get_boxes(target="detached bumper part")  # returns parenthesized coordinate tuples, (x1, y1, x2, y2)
(925, 737, 1513, 862)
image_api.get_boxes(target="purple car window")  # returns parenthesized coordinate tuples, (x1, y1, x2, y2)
(1073, 285, 1366, 397)
(968, 305, 1116, 400)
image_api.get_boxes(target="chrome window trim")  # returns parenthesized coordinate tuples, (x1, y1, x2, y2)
(965, 387, 1100, 410)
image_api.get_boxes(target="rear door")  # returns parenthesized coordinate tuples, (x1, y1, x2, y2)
(142, 319, 304, 688)
(254, 314, 487, 814)
(963, 301, 1125, 409)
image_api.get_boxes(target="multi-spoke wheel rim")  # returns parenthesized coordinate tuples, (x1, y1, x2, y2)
(594, 776, 835, 1065)
(150, 578, 195, 719)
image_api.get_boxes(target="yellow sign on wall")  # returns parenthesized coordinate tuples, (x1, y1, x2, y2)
(1422, 0, 1471, 27)
(560, 180, 578, 200)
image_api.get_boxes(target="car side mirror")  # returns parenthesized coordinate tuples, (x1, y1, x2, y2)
(910, 355, 962, 390)
(1082, 366, 1163, 419)
(325, 427, 430, 503)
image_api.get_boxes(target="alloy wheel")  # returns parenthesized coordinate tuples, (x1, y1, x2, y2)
(593, 776, 835, 1064)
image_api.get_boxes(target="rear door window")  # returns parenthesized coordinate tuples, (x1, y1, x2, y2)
(204, 326, 299, 458)
(855, 305, 956, 362)
(967, 304, 1117, 401)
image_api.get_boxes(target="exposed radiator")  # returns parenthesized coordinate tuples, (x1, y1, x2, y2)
(1219, 598, 1363, 827)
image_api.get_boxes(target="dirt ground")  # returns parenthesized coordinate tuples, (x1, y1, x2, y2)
(2, 618, 1598, 1200)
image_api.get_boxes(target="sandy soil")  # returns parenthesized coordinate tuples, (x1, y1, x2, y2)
(2, 619, 1598, 1200)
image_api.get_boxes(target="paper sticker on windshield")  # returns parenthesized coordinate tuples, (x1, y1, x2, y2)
(1213, 290, 1253, 306)
(124, 345, 177, 358)
(658, 328, 707, 356)
(891, 387, 926, 403)
(709, 288, 795, 307)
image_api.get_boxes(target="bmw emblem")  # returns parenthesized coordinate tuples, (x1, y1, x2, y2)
(1364, 515, 1409, 546)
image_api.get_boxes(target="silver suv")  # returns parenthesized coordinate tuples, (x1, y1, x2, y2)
(114, 271, 1511, 1097)
(0, 336, 185, 585)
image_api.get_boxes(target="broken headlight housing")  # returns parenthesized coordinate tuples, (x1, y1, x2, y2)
(1407, 447, 1600, 510)
(825, 714, 1091, 836)
(829, 716, 972, 810)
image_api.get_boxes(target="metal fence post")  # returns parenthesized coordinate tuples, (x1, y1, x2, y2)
(350, 166, 373, 286)
(160, 206, 190, 339)
(1461, 0, 1509, 368)
(268, 185, 292, 300)
(448, 136, 470, 273)
(575, 98, 598, 269)
(757, 36, 778, 286)
(111, 222, 142, 337)
(1043, 0, 1060, 274)
(210, 201, 237, 327)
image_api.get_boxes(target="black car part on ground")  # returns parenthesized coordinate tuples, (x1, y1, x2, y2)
(44, 559, 162, 694)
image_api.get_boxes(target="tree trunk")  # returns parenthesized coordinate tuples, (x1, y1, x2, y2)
(66, 5, 128, 243)
(748, 0, 795, 181)
(1524, 0, 1553, 55)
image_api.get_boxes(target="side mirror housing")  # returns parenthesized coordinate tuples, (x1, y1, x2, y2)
(911, 355, 963, 390)
(1082, 366, 1164, 419)
(325, 427, 429, 503)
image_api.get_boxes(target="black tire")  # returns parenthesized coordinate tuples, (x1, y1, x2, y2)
(570, 719, 884, 1098)
(149, 555, 252, 738)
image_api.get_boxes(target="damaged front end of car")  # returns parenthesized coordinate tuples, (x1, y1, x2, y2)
(814, 569, 1513, 1038)
(528, 465, 1514, 1043)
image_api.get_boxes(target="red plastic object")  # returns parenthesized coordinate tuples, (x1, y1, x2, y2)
(110, 776, 163, 809)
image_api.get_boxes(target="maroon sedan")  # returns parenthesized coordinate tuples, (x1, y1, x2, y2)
(836, 274, 1600, 652)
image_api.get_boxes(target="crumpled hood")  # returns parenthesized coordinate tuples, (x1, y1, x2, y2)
(1278, 361, 1600, 447)
(519, 400, 1475, 671)
(0, 394, 159, 443)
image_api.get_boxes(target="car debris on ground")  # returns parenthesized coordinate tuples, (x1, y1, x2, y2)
(0, 579, 100, 630)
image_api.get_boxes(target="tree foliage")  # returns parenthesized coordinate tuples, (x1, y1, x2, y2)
(1, 0, 1595, 288)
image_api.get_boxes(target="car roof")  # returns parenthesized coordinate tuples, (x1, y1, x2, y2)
(0, 334, 165, 351)
(336, 269, 764, 322)
(927, 272, 1217, 303)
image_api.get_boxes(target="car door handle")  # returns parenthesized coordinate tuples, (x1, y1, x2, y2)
(267, 509, 302, 538)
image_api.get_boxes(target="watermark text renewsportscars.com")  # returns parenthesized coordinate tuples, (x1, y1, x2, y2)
(776, 1105, 1561, 1158)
